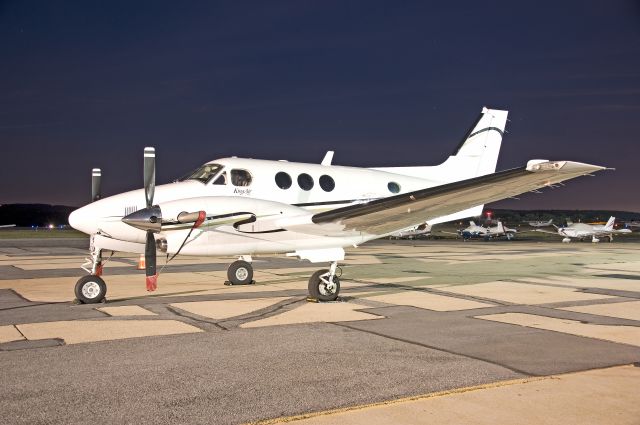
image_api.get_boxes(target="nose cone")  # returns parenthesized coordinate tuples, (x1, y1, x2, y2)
(69, 205, 99, 235)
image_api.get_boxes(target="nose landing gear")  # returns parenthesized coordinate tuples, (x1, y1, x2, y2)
(75, 237, 107, 303)
(75, 275, 107, 304)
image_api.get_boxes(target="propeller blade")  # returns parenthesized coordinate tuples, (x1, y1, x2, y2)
(91, 168, 102, 202)
(145, 230, 157, 291)
(144, 147, 155, 208)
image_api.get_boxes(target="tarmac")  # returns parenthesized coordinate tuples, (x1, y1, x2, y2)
(0, 238, 639, 424)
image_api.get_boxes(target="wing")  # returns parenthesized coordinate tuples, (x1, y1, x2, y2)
(533, 228, 560, 235)
(310, 160, 604, 236)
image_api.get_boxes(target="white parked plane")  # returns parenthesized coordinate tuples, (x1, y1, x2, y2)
(69, 107, 606, 303)
(390, 223, 432, 239)
(535, 216, 631, 243)
(457, 220, 517, 241)
(525, 219, 553, 227)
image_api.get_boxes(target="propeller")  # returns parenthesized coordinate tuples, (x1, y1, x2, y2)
(143, 147, 158, 291)
(121, 147, 207, 292)
(91, 168, 102, 202)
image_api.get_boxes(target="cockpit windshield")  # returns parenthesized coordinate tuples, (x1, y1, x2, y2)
(178, 163, 223, 183)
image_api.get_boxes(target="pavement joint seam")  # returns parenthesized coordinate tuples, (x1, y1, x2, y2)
(332, 322, 534, 376)
(165, 305, 229, 331)
(220, 298, 305, 326)
(245, 374, 549, 425)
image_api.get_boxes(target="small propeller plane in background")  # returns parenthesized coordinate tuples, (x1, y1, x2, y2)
(535, 216, 631, 243)
(454, 220, 518, 241)
(69, 107, 606, 303)
(390, 223, 432, 239)
(525, 219, 553, 227)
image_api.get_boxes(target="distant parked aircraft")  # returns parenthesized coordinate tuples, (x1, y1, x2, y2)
(0, 224, 16, 228)
(525, 219, 553, 227)
(452, 220, 517, 241)
(390, 223, 432, 239)
(535, 216, 631, 243)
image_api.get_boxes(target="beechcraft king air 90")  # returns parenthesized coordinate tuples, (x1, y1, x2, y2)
(69, 107, 606, 303)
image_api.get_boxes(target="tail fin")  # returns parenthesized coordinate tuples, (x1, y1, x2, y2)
(469, 221, 476, 226)
(372, 107, 508, 225)
(450, 107, 508, 177)
(604, 216, 615, 231)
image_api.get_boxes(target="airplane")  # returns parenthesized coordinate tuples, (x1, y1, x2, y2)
(624, 220, 640, 229)
(457, 220, 517, 241)
(525, 219, 553, 227)
(68, 107, 606, 304)
(535, 216, 631, 243)
(390, 223, 432, 239)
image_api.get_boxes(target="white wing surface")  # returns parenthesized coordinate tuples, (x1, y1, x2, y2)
(308, 160, 605, 237)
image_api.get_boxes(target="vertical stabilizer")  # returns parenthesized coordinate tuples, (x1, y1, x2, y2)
(372, 107, 508, 225)
(604, 216, 615, 231)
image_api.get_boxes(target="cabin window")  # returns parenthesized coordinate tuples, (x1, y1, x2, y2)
(319, 175, 335, 192)
(212, 171, 227, 185)
(388, 182, 400, 193)
(275, 172, 292, 189)
(231, 169, 252, 187)
(297, 173, 314, 191)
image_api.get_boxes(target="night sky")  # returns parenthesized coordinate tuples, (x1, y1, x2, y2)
(1, 1, 639, 211)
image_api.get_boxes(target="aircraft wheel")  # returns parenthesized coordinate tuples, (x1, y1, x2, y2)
(227, 260, 254, 285)
(75, 275, 107, 304)
(308, 269, 340, 302)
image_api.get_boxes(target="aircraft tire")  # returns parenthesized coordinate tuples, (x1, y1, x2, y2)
(227, 260, 254, 285)
(75, 275, 107, 304)
(308, 269, 340, 302)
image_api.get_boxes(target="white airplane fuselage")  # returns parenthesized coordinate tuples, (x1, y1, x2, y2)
(555, 219, 631, 242)
(70, 157, 488, 258)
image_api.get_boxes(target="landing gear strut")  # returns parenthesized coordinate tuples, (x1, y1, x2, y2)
(308, 261, 341, 302)
(226, 258, 254, 285)
(76, 236, 107, 303)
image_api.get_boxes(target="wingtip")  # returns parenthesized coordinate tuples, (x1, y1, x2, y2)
(526, 160, 607, 173)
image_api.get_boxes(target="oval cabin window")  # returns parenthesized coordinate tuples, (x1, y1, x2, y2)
(388, 182, 400, 193)
(297, 173, 314, 191)
(319, 175, 335, 192)
(275, 172, 292, 189)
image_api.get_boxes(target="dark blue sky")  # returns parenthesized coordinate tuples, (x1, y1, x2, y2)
(1, 1, 639, 210)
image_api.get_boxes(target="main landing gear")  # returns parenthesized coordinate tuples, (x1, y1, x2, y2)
(74, 244, 343, 303)
(307, 261, 341, 302)
(226, 256, 254, 285)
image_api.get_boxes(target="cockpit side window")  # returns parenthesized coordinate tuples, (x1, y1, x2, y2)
(230, 169, 252, 187)
(212, 171, 227, 185)
(178, 163, 223, 184)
